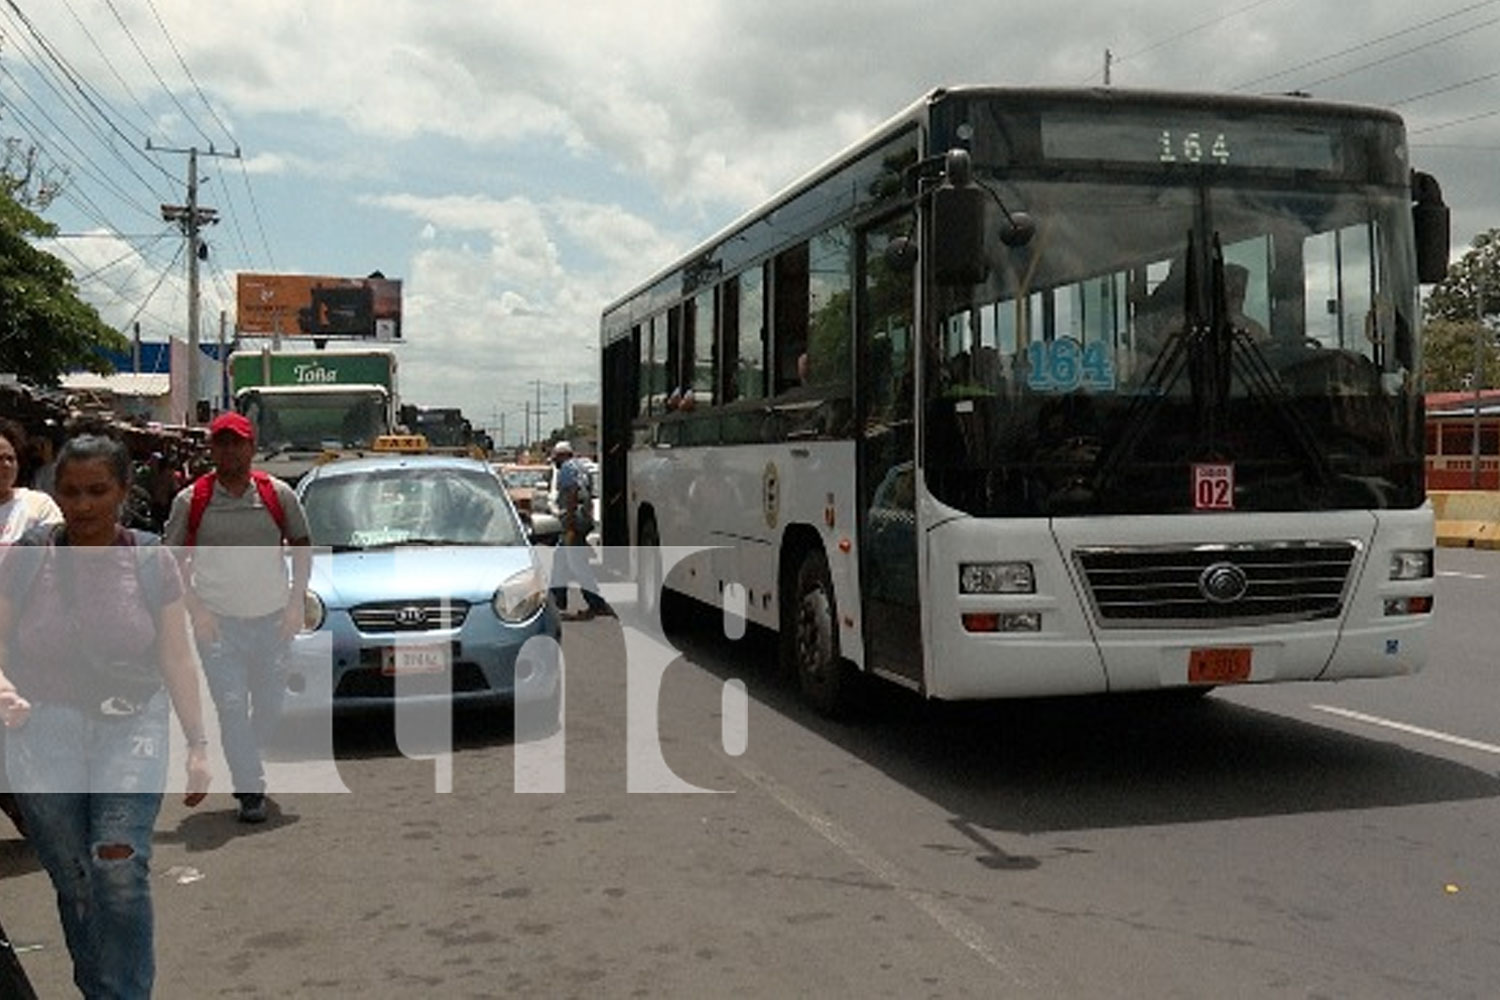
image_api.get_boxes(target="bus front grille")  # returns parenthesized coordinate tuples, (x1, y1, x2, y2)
(1074, 541, 1359, 628)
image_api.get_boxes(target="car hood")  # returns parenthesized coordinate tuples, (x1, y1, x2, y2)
(311, 545, 541, 607)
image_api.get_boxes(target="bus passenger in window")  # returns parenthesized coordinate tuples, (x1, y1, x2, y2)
(1224, 265, 1269, 344)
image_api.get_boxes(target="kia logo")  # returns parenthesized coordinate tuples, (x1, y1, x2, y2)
(395, 606, 427, 627)
(1199, 562, 1249, 604)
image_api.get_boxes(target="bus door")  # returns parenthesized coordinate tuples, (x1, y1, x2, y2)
(858, 217, 922, 686)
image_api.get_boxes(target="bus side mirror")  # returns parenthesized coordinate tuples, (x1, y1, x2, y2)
(932, 149, 989, 287)
(1412, 170, 1450, 285)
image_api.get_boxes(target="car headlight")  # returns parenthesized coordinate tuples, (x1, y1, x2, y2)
(302, 589, 326, 632)
(493, 566, 547, 623)
(959, 562, 1035, 594)
(1389, 548, 1433, 581)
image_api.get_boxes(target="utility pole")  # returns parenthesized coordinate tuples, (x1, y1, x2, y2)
(153, 142, 239, 425)
(1473, 280, 1485, 488)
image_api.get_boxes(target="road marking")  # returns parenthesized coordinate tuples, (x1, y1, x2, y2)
(1311, 705, 1500, 756)
(1437, 571, 1488, 580)
(732, 758, 1034, 990)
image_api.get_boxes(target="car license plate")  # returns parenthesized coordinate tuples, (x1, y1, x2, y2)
(1188, 647, 1252, 684)
(381, 643, 450, 677)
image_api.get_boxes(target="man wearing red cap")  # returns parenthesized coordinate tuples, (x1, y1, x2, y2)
(163, 412, 311, 824)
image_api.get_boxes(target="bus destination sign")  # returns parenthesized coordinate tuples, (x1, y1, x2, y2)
(1041, 115, 1340, 173)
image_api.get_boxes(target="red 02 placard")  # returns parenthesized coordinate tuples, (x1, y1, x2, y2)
(1193, 463, 1235, 510)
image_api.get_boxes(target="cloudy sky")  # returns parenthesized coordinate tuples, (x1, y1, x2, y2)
(3, 0, 1497, 442)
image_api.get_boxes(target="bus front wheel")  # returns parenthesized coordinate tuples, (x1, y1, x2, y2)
(787, 549, 855, 717)
(637, 515, 686, 632)
(637, 515, 664, 624)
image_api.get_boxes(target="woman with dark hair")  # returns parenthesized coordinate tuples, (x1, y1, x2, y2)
(0, 433, 212, 999)
(0, 418, 61, 542)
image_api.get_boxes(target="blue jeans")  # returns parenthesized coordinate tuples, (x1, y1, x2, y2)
(199, 612, 287, 797)
(6, 691, 169, 1000)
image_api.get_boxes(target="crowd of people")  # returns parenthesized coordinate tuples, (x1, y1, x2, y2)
(0, 410, 310, 999)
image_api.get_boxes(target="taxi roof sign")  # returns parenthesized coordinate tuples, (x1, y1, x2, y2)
(372, 434, 429, 453)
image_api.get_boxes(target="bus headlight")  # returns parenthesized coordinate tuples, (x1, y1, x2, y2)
(1389, 549, 1433, 581)
(493, 566, 547, 623)
(959, 562, 1035, 594)
(302, 589, 325, 632)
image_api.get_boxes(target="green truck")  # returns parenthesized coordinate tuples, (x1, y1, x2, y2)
(229, 346, 398, 482)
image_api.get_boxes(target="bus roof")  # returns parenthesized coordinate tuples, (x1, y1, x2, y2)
(600, 85, 1402, 326)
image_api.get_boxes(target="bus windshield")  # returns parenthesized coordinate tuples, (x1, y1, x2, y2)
(925, 173, 1423, 517)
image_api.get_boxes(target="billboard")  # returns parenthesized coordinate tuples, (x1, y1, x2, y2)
(236, 273, 403, 340)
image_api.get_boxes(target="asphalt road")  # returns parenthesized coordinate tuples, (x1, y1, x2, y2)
(3, 551, 1498, 998)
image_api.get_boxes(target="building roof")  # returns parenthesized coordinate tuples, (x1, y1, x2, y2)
(60, 373, 172, 397)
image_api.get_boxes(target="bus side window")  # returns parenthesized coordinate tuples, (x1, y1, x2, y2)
(806, 225, 852, 391)
(773, 243, 810, 394)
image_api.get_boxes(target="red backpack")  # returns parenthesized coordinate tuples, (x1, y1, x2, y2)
(183, 470, 289, 547)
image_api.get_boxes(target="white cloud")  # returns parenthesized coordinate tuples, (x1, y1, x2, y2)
(19, 0, 1500, 431)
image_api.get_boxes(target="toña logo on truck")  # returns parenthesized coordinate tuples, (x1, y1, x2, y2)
(293, 363, 339, 384)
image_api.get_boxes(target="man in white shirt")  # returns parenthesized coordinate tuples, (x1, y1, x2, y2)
(163, 413, 310, 824)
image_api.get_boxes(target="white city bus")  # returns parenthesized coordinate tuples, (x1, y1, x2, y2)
(598, 86, 1449, 715)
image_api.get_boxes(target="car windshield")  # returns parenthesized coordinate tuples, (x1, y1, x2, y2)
(241, 389, 388, 451)
(301, 466, 525, 549)
(500, 467, 550, 490)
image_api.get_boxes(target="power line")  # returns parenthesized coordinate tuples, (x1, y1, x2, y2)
(3, 0, 265, 285)
(1390, 71, 1500, 106)
(99, 0, 214, 149)
(236, 158, 277, 270)
(1410, 105, 1500, 135)
(0, 61, 157, 222)
(1089, 0, 1290, 83)
(1232, 0, 1500, 91)
(142, 0, 236, 149)
(1293, 15, 1500, 92)
(108, 237, 185, 338)
(56, 0, 158, 130)
(0, 0, 178, 195)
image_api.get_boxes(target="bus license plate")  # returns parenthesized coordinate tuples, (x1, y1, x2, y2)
(1188, 647, 1252, 684)
(382, 644, 450, 677)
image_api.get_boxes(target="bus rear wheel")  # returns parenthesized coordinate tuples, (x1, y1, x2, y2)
(786, 548, 855, 717)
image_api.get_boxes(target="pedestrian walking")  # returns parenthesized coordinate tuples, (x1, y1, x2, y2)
(548, 441, 611, 620)
(0, 433, 212, 999)
(162, 412, 310, 824)
(0, 418, 63, 839)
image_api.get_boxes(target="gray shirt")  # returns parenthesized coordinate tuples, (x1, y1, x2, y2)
(163, 474, 310, 618)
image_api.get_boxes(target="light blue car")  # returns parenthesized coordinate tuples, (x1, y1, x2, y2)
(283, 455, 562, 724)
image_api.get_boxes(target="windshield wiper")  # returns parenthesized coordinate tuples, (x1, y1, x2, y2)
(1088, 231, 1201, 497)
(1090, 233, 1333, 503)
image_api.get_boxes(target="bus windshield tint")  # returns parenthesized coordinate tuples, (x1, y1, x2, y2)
(924, 175, 1423, 517)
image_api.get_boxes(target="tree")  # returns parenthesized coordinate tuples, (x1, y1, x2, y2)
(0, 171, 126, 384)
(1423, 229, 1500, 393)
(1422, 318, 1500, 392)
(1425, 229, 1500, 322)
